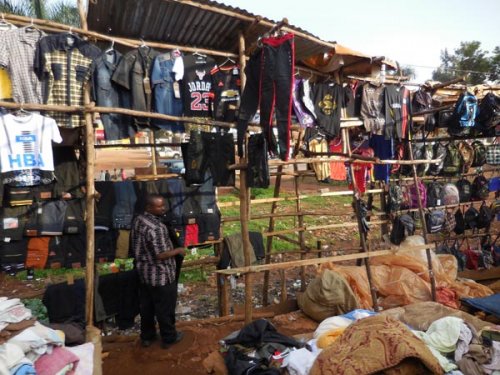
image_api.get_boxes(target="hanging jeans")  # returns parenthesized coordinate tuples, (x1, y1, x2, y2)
(237, 33, 295, 161)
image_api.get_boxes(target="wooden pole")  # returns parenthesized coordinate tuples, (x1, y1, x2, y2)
(237, 31, 253, 324)
(151, 130, 158, 176)
(216, 243, 436, 276)
(262, 165, 283, 306)
(2, 13, 238, 58)
(77, 0, 88, 31)
(407, 136, 437, 301)
(342, 127, 379, 311)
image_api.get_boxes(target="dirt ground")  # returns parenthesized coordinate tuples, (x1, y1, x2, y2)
(101, 310, 318, 375)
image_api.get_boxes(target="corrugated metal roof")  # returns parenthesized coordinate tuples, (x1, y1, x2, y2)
(87, 0, 334, 61)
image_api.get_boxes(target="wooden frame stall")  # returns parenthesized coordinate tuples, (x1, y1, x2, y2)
(1, 0, 496, 331)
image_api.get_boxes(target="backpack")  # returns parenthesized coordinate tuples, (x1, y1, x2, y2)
(429, 142, 447, 176)
(477, 202, 493, 229)
(443, 142, 462, 175)
(390, 214, 415, 245)
(389, 184, 403, 212)
(426, 210, 445, 233)
(441, 183, 460, 206)
(409, 180, 427, 208)
(454, 208, 465, 235)
(476, 92, 500, 130)
(471, 141, 487, 167)
(471, 175, 489, 201)
(453, 91, 478, 128)
(456, 178, 472, 203)
(412, 89, 435, 131)
(426, 181, 444, 207)
(464, 206, 480, 230)
(457, 141, 474, 173)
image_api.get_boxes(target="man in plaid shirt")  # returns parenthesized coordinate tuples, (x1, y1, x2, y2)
(131, 194, 186, 348)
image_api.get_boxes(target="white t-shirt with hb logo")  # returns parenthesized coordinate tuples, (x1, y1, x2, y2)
(0, 113, 62, 186)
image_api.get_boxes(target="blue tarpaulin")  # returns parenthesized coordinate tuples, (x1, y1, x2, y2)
(462, 294, 500, 318)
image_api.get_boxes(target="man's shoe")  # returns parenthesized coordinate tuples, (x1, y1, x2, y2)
(141, 335, 157, 348)
(141, 339, 153, 348)
(161, 331, 184, 349)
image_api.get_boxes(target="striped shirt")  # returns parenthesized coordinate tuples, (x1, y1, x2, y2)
(131, 212, 176, 286)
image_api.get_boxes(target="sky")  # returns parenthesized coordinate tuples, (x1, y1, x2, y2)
(218, 0, 500, 82)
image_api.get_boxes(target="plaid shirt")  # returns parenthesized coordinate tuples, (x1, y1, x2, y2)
(131, 212, 176, 286)
(0, 27, 46, 104)
(35, 34, 101, 128)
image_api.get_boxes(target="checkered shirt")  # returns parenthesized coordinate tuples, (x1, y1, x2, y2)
(35, 34, 101, 128)
(0, 28, 46, 104)
(43, 49, 93, 127)
(486, 144, 500, 165)
(131, 212, 176, 286)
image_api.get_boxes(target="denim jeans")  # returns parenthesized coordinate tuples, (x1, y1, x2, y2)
(93, 51, 134, 140)
(152, 53, 184, 133)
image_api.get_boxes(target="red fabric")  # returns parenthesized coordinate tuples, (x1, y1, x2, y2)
(26, 237, 50, 269)
(184, 223, 199, 247)
(436, 287, 460, 309)
(35, 346, 79, 375)
(329, 138, 347, 181)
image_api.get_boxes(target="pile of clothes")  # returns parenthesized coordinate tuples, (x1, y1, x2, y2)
(0, 297, 94, 375)
(210, 302, 500, 375)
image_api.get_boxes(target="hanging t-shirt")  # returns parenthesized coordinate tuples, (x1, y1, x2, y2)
(329, 138, 347, 181)
(210, 64, 241, 122)
(0, 113, 62, 186)
(361, 82, 385, 135)
(313, 82, 344, 137)
(181, 54, 216, 118)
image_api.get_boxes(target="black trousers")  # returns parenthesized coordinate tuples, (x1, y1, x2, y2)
(139, 282, 178, 343)
(183, 131, 235, 186)
(247, 133, 270, 188)
(236, 34, 295, 161)
(260, 33, 295, 161)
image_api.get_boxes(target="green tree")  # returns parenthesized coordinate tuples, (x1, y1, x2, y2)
(0, 0, 80, 27)
(490, 46, 500, 83)
(432, 41, 493, 85)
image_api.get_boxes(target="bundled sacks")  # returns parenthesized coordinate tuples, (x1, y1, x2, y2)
(297, 269, 360, 322)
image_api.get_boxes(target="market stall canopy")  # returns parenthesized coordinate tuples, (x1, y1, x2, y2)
(87, 0, 389, 70)
(303, 44, 398, 75)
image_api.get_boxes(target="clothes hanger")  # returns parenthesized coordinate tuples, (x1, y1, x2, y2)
(193, 50, 207, 58)
(219, 56, 235, 68)
(14, 106, 31, 117)
(0, 13, 15, 30)
(105, 39, 115, 54)
(25, 18, 40, 32)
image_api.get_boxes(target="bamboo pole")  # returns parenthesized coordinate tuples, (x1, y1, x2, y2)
(171, 0, 336, 50)
(228, 156, 442, 170)
(2, 13, 238, 58)
(215, 243, 435, 276)
(0, 100, 235, 128)
(407, 135, 437, 301)
(217, 188, 385, 208)
(262, 165, 283, 306)
(237, 31, 253, 325)
(342, 127, 379, 311)
(293, 163, 307, 293)
(150, 131, 157, 176)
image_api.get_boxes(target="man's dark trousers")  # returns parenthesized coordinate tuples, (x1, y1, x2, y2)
(139, 282, 178, 344)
